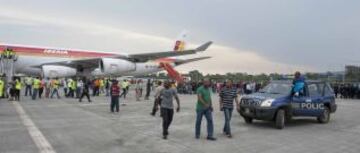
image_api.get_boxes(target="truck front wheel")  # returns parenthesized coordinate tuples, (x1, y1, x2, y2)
(317, 107, 330, 123)
(275, 109, 285, 129)
(244, 116, 253, 124)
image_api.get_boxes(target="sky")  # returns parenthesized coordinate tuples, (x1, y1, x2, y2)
(0, 0, 359, 74)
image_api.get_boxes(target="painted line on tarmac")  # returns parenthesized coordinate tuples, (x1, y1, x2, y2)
(12, 101, 57, 153)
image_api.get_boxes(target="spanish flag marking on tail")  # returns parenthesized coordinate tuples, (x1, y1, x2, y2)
(173, 30, 188, 52)
(174, 40, 186, 51)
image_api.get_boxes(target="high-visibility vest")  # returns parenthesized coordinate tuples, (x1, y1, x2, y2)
(0, 80, 4, 96)
(67, 80, 72, 88)
(33, 79, 41, 89)
(25, 77, 33, 85)
(15, 80, 22, 90)
(122, 81, 128, 88)
(100, 80, 104, 87)
(71, 81, 76, 90)
(52, 80, 59, 89)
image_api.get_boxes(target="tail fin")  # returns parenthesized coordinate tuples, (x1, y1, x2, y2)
(173, 30, 188, 52)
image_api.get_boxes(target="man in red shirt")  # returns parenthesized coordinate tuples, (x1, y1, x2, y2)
(110, 80, 121, 113)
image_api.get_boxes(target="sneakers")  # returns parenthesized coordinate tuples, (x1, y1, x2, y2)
(195, 136, 217, 141)
(206, 137, 217, 141)
(223, 132, 232, 138)
(227, 134, 232, 138)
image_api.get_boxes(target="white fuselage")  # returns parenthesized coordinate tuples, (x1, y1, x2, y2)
(14, 55, 166, 77)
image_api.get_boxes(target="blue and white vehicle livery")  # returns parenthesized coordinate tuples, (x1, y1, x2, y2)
(238, 80, 337, 129)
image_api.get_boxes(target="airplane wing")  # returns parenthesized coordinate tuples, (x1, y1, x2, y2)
(174, 56, 212, 66)
(127, 41, 212, 62)
(36, 41, 213, 70)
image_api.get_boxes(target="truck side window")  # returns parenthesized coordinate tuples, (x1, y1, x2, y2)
(317, 83, 325, 96)
(324, 84, 334, 96)
(308, 84, 321, 97)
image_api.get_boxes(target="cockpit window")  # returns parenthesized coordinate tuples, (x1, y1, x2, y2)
(259, 82, 292, 95)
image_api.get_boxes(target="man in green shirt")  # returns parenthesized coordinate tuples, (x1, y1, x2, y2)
(195, 78, 216, 141)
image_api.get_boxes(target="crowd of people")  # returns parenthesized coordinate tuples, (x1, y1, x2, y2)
(2, 73, 360, 141)
(332, 83, 360, 99)
(176, 80, 264, 95)
(150, 78, 240, 140)
(1, 76, 156, 104)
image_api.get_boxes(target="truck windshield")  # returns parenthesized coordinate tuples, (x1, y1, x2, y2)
(258, 82, 292, 95)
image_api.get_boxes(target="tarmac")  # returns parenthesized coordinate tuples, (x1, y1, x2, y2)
(1, 91, 360, 153)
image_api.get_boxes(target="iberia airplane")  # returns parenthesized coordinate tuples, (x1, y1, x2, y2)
(0, 34, 212, 81)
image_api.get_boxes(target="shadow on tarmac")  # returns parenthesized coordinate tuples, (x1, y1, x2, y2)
(240, 118, 320, 129)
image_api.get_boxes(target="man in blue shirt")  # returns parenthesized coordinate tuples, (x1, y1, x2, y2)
(292, 71, 305, 96)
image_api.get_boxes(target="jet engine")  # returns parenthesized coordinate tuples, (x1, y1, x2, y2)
(42, 65, 77, 78)
(100, 58, 136, 75)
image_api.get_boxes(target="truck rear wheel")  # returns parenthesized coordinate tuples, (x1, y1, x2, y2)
(317, 107, 330, 123)
(244, 116, 253, 124)
(275, 109, 285, 129)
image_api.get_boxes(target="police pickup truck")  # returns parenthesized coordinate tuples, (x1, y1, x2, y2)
(238, 80, 337, 129)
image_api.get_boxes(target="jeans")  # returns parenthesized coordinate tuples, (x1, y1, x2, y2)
(51, 88, 60, 99)
(120, 88, 128, 99)
(63, 88, 68, 97)
(105, 88, 110, 96)
(161, 108, 174, 136)
(145, 87, 151, 99)
(223, 108, 233, 135)
(93, 87, 99, 96)
(79, 91, 91, 102)
(67, 89, 74, 98)
(45, 88, 50, 98)
(110, 96, 119, 112)
(76, 87, 81, 98)
(39, 88, 43, 99)
(195, 108, 214, 138)
(15, 89, 20, 101)
(32, 89, 38, 100)
(25, 85, 32, 96)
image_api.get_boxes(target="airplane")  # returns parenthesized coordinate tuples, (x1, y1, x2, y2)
(0, 33, 212, 82)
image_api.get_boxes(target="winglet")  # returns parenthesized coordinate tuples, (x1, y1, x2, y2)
(196, 41, 213, 51)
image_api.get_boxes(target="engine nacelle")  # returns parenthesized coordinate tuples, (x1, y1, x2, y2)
(100, 58, 136, 74)
(42, 65, 77, 78)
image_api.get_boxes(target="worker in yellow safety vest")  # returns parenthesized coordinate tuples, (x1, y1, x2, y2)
(66, 79, 75, 98)
(71, 79, 77, 98)
(119, 80, 129, 99)
(0, 77, 4, 98)
(15, 78, 22, 101)
(99, 79, 105, 95)
(50, 78, 61, 99)
(2, 48, 14, 59)
(32, 77, 41, 100)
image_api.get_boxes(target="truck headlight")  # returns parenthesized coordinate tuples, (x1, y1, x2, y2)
(260, 99, 275, 107)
